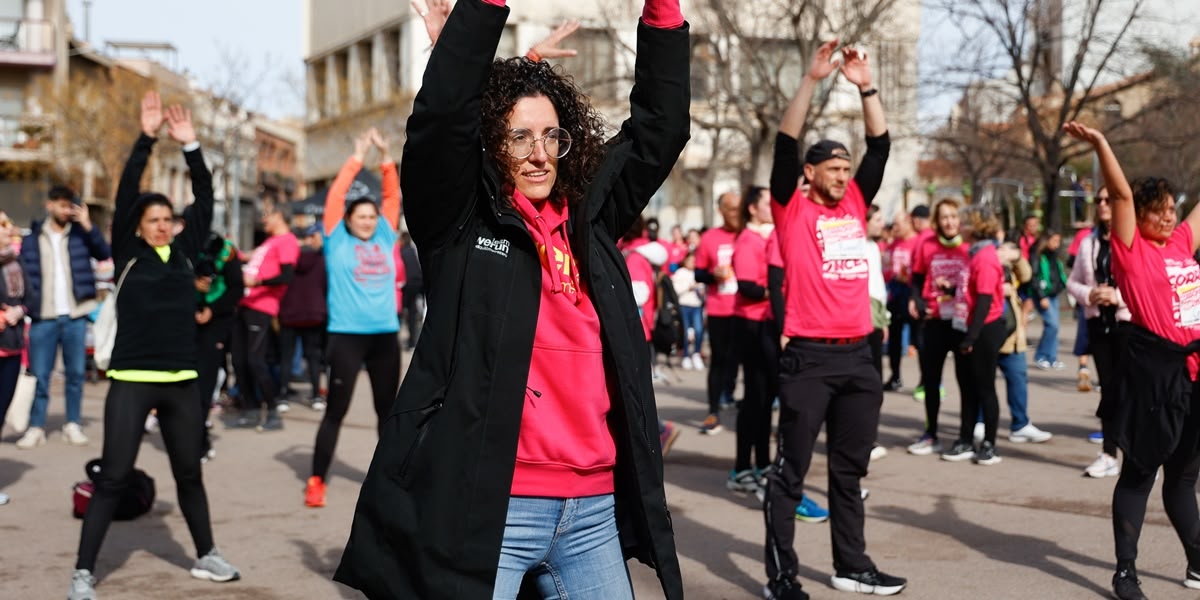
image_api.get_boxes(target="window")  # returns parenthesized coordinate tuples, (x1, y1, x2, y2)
(558, 28, 621, 102)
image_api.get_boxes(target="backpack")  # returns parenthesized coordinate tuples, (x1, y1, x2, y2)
(72, 458, 155, 520)
(652, 272, 683, 355)
(93, 258, 136, 371)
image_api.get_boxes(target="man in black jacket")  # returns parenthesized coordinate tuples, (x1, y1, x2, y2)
(194, 232, 243, 460)
(17, 185, 111, 449)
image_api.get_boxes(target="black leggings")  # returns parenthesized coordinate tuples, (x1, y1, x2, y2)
(278, 324, 325, 396)
(706, 316, 739, 415)
(886, 286, 912, 381)
(1088, 318, 1121, 457)
(77, 379, 213, 571)
(958, 319, 1006, 445)
(232, 308, 275, 410)
(312, 332, 402, 481)
(1112, 401, 1200, 567)
(735, 318, 776, 472)
(868, 328, 884, 377)
(917, 319, 965, 440)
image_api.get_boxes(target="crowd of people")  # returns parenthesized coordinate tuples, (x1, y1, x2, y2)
(0, 0, 1197, 599)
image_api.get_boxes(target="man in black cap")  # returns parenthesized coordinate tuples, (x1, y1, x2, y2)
(761, 40, 905, 599)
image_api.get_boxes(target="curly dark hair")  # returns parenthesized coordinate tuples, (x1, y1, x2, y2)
(1131, 176, 1176, 220)
(480, 57, 608, 209)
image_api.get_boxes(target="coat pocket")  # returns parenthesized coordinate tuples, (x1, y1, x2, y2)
(392, 392, 445, 484)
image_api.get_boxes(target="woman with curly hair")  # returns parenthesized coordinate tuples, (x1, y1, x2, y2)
(333, 0, 690, 598)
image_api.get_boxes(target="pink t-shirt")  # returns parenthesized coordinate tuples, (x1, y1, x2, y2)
(733, 228, 774, 322)
(240, 233, 301, 317)
(1068, 227, 1092, 258)
(626, 250, 658, 341)
(913, 236, 970, 321)
(695, 227, 739, 318)
(771, 182, 872, 338)
(888, 235, 919, 284)
(965, 244, 1005, 328)
(667, 242, 688, 270)
(1113, 225, 1200, 378)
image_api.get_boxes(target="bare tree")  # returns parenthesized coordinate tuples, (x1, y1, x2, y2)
(928, 0, 1149, 228)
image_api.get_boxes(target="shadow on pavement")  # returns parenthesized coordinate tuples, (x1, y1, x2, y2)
(273, 444, 367, 485)
(95, 500, 194, 577)
(0, 458, 32, 489)
(291, 539, 359, 599)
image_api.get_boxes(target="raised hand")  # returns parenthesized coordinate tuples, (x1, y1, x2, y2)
(839, 47, 873, 90)
(530, 20, 581, 60)
(165, 105, 197, 145)
(807, 39, 840, 81)
(1063, 121, 1106, 148)
(368, 127, 392, 161)
(353, 131, 372, 162)
(141, 90, 164, 137)
(412, 0, 452, 46)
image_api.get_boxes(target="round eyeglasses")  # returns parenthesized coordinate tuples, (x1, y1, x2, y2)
(506, 128, 572, 160)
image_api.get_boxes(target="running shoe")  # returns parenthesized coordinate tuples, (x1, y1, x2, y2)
(912, 385, 925, 402)
(1035, 359, 1053, 370)
(1009, 424, 1053, 443)
(762, 577, 809, 600)
(1112, 565, 1146, 600)
(257, 411, 283, 432)
(659, 421, 681, 456)
(681, 356, 694, 370)
(869, 445, 888, 461)
(906, 434, 941, 456)
(15, 426, 45, 449)
(1078, 367, 1093, 392)
(727, 469, 761, 493)
(305, 476, 327, 508)
(1088, 431, 1104, 444)
(795, 495, 829, 523)
(230, 409, 260, 429)
(973, 441, 1002, 466)
(191, 548, 241, 582)
(62, 422, 89, 446)
(883, 378, 903, 392)
(691, 353, 705, 369)
(275, 400, 291, 414)
(940, 440, 975, 462)
(310, 396, 327, 412)
(0, 492, 8, 505)
(830, 568, 907, 596)
(68, 569, 97, 600)
(699, 414, 723, 435)
(1084, 452, 1120, 478)
(1185, 565, 1200, 590)
(144, 413, 160, 433)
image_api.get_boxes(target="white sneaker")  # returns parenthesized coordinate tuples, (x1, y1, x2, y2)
(15, 426, 46, 450)
(973, 422, 985, 445)
(869, 445, 888, 462)
(691, 353, 705, 370)
(681, 356, 694, 370)
(1009, 423, 1053, 443)
(144, 414, 159, 434)
(62, 422, 89, 446)
(0, 492, 9, 505)
(1085, 452, 1120, 478)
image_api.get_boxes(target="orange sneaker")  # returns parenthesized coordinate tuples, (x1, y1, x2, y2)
(304, 476, 326, 508)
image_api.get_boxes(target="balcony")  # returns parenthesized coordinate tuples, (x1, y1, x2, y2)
(0, 113, 51, 161)
(0, 18, 55, 68)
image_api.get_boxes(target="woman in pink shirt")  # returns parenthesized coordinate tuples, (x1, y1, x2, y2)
(1066, 121, 1200, 600)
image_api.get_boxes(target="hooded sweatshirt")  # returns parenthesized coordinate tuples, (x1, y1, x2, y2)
(509, 190, 615, 498)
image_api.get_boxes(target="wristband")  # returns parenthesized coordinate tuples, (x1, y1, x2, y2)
(860, 88, 879, 98)
(182, 141, 201, 152)
(525, 48, 542, 62)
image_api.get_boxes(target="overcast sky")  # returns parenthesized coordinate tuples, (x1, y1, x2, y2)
(66, 0, 305, 118)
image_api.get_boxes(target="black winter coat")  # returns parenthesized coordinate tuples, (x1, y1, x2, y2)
(333, 1, 690, 599)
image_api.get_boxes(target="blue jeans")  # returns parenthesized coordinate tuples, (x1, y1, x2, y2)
(493, 494, 633, 600)
(997, 352, 1029, 431)
(1034, 295, 1060, 363)
(680, 306, 704, 357)
(28, 316, 87, 428)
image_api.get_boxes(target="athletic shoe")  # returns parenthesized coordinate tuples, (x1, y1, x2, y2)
(1088, 431, 1104, 444)
(62, 422, 89, 446)
(861, 488, 870, 501)
(912, 385, 925, 402)
(727, 469, 762, 493)
(699, 414, 723, 435)
(201, 447, 217, 465)
(257, 411, 283, 432)
(795, 495, 829, 523)
(972, 422, 985, 445)
(973, 441, 1002, 465)
(883, 378, 903, 392)
(1078, 367, 1093, 392)
(144, 413, 160, 433)
(1035, 359, 1052, 370)
(1184, 565, 1200, 590)
(869, 445, 888, 462)
(906, 434, 942, 456)
(275, 400, 291, 414)
(191, 548, 241, 582)
(68, 569, 97, 600)
(1009, 424, 1053, 443)
(1112, 566, 1146, 600)
(830, 568, 907, 596)
(1052, 361, 1066, 370)
(230, 409, 260, 429)
(310, 396, 327, 412)
(691, 353, 705, 369)
(659, 421, 681, 456)
(305, 476, 327, 508)
(15, 426, 46, 450)
(940, 440, 975, 462)
(762, 577, 809, 600)
(681, 356, 694, 370)
(1085, 452, 1120, 478)
(0, 492, 9, 505)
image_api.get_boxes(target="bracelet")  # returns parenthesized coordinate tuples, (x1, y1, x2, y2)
(525, 48, 542, 62)
(860, 88, 879, 98)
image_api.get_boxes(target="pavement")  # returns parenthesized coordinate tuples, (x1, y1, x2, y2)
(0, 318, 1193, 599)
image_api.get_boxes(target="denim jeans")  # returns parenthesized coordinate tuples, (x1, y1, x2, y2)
(493, 494, 633, 600)
(680, 306, 704, 357)
(28, 316, 87, 428)
(1034, 295, 1060, 363)
(997, 351, 1029, 431)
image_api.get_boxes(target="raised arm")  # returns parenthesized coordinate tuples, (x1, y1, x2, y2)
(598, 0, 691, 238)
(771, 40, 839, 206)
(401, 0, 509, 250)
(1064, 122, 1134, 249)
(112, 91, 164, 257)
(325, 133, 369, 235)
(371, 128, 401, 231)
(839, 47, 889, 206)
(167, 105, 212, 258)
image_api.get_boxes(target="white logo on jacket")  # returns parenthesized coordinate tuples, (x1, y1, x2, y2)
(475, 236, 510, 257)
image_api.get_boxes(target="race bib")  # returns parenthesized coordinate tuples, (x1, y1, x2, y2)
(1167, 258, 1200, 327)
(1178, 283, 1200, 327)
(717, 244, 738, 294)
(818, 218, 868, 261)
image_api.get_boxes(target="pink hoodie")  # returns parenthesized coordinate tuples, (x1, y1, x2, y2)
(509, 191, 616, 498)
